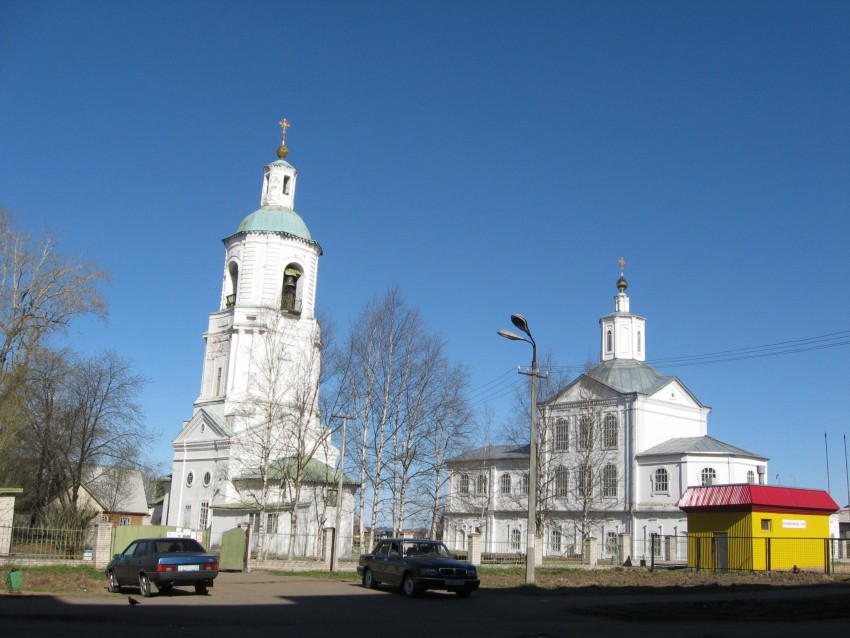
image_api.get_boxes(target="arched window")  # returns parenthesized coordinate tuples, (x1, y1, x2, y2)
(747, 470, 755, 484)
(281, 264, 304, 314)
(701, 467, 717, 486)
(603, 414, 618, 448)
(603, 464, 617, 497)
(521, 473, 529, 494)
(555, 418, 569, 450)
(654, 468, 669, 493)
(606, 329, 613, 352)
(226, 262, 239, 308)
(579, 416, 594, 450)
(477, 474, 487, 495)
(637, 330, 643, 353)
(510, 528, 521, 551)
(577, 467, 591, 497)
(459, 474, 470, 495)
(500, 473, 511, 494)
(555, 466, 569, 497)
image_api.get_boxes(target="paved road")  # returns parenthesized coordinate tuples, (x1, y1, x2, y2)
(2, 571, 849, 637)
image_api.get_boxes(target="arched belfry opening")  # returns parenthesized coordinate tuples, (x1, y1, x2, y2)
(226, 262, 239, 308)
(281, 264, 303, 315)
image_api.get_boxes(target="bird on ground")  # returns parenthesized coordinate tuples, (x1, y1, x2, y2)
(128, 596, 141, 606)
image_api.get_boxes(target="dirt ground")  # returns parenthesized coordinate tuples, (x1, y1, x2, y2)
(10, 565, 850, 623)
(481, 565, 846, 591)
(481, 567, 850, 622)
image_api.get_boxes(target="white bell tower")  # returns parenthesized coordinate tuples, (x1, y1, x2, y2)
(599, 258, 646, 362)
(192, 119, 326, 450)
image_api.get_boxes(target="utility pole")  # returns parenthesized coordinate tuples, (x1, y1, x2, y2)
(330, 414, 352, 571)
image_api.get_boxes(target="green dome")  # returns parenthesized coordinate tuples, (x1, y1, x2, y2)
(235, 205, 313, 241)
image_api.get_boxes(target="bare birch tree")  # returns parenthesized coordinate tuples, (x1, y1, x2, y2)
(344, 287, 472, 546)
(0, 208, 109, 463)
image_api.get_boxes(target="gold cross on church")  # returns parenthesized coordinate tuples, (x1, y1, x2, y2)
(278, 117, 291, 145)
(618, 256, 626, 275)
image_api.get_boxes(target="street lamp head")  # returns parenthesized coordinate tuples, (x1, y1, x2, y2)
(497, 329, 526, 342)
(511, 313, 531, 337)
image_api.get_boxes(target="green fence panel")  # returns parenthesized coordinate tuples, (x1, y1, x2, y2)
(219, 527, 246, 571)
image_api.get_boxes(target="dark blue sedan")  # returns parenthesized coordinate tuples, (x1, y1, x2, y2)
(106, 537, 218, 597)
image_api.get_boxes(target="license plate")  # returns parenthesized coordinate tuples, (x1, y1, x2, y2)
(177, 565, 199, 572)
(445, 579, 463, 586)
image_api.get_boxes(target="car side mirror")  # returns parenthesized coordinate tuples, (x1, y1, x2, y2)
(113, 554, 120, 559)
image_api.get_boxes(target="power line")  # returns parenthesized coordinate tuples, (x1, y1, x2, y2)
(470, 329, 850, 405)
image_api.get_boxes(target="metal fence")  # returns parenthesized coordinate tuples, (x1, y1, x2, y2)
(1, 526, 94, 561)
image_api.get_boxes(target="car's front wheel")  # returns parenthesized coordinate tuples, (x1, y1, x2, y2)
(139, 573, 152, 598)
(107, 570, 121, 593)
(362, 568, 378, 589)
(195, 582, 208, 595)
(401, 574, 418, 598)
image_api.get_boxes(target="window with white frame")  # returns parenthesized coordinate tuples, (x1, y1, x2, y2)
(249, 512, 261, 532)
(510, 528, 521, 551)
(477, 474, 487, 495)
(119, 516, 131, 526)
(500, 473, 511, 494)
(551, 529, 562, 553)
(555, 418, 569, 450)
(183, 504, 192, 528)
(266, 513, 278, 534)
(654, 468, 669, 494)
(555, 465, 569, 497)
(605, 531, 618, 557)
(747, 470, 755, 484)
(602, 464, 617, 497)
(579, 416, 593, 450)
(701, 467, 717, 486)
(459, 474, 470, 495)
(199, 501, 210, 529)
(603, 414, 618, 448)
(577, 467, 591, 497)
(521, 473, 529, 494)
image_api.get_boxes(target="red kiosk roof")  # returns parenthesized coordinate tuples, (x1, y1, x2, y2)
(678, 484, 839, 514)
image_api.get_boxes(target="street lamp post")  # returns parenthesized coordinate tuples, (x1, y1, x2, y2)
(497, 313, 538, 585)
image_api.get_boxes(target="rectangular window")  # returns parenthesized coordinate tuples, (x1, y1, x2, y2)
(215, 368, 222, 396)
(266, 513, 278, 534)
(199, 501, 210, 529)
(183, 504, 192, 528)
(327, 488, 338, 507)
(119, 516, 131, 526)
(761, 519, 772, 532)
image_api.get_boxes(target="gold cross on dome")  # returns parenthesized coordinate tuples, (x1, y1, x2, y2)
(278, 117, 291, 145)
(618, 256, 626, 275)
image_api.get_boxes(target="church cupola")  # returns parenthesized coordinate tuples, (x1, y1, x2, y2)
(599, 258, 647, 362)
(260, 118, 298, 209)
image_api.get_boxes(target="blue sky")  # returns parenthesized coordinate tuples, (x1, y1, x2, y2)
(2, 1, 848, 501)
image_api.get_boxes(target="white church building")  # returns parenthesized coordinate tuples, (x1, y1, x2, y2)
(161, 123, 356, 559)
(444, 269, 768, 562)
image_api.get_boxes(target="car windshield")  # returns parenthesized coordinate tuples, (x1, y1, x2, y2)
(401, 541, 452, 558)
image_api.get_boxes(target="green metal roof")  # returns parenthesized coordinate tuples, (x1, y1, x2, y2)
(233, 205, 316, 244)
(234, 456, 358, 486)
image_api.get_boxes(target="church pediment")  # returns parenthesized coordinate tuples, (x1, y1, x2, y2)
(548, 375, 623, 405)
(646, 378, 704, 409)
(172, 408, 231, 445)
